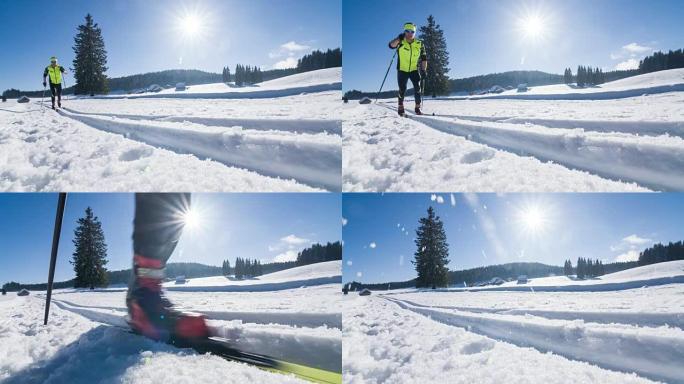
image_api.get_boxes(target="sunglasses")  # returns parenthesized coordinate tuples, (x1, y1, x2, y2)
(404, 30, 415, 34)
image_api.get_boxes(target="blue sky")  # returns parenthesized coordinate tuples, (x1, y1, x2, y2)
(343, 0, 684, 91)
(342, 193, 684, 284)
(1, 0, 341, 91)
(0, 193, 340, 285)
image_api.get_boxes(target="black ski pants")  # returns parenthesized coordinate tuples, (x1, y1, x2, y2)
(49, 83, 62, 106)
(397, 70, 422, 105)
(132, 193, 191, 266)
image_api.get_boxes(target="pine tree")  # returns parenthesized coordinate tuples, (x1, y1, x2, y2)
(226, 66, 231, 83)
(413, 207, 450, 288)
(71, 207, 108, 288)
(587, 258, 594, 277)
(419, 15, 451, 97)
(72, 14, 108, 95)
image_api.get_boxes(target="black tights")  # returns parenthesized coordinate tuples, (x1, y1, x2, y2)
(397, 70, 421, 105)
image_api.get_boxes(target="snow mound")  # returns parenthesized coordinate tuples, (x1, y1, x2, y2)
(601, 260, 684, 281)
(162, 260, 341, 292)
(259, 68, 341, 88)
(466, 68, 684, 101)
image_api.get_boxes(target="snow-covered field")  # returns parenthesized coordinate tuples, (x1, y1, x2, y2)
(343, 261, 684, 383)
(0, 261, 342, 383)
(343, 69, 684, 192)
(0, 68, 341, 192)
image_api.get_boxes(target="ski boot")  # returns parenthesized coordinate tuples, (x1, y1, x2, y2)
(127, 254, 210, 344)
(414, 104, 423, 115)
(398, 101, 405, 117)
(58, 101, 61, 108)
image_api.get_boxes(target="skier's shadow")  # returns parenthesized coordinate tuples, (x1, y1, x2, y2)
(4, 325, 181, 384)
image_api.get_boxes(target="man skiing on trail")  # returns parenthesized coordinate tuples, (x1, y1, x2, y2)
(42, 56, 66, 110)
(388, 22, 428, 116)
(127, 193, 210, 344)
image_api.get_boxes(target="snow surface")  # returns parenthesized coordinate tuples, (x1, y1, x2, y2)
(345, 262, 684, 383)
(0, 262, 342, 383)
(345, 69, 684, 191)
(0, 69, 341, 192)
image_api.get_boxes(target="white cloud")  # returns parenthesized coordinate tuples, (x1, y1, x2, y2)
(281, 41, 311, 52)
(615, 58, 640, 71)
(430, 194, 445, 204)
(273, 57, 298, 70)
(342, 218, 348, 226)
(281, 234, 310, 245)
(274, 250, 298, 262)
(623, 43, 652, 54)
(356, 271, 363, 278)
(346, 260, 353, 266)
(450, 194, 456, 207)
(615, 249, 640, 262)
(369, 242, 377, 249)
(622, 234, 652, 245)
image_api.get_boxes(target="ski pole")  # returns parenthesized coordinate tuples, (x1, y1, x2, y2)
(44, 192, 67, 326)
(41, 85, 46, 110)
(376, 50, 397, 103)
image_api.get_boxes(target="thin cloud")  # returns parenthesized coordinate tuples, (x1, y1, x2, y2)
(623, 43, 652, 54)
(274, 250, 299, 262)
(615, 58, 640, 71)
(273, 57, 298, 69)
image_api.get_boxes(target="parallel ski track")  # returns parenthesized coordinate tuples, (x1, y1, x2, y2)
(377, 103, 683, 191)
(383, 295, 684, 383)
(56, 108, 342, 191)
(47, 297, 342, 373)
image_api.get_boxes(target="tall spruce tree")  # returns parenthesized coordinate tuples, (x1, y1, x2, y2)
(72, 14, 108, 95)
(71, 207, 108, 288)
(419, 15, 451, 97)
(413, 207, 450, 288)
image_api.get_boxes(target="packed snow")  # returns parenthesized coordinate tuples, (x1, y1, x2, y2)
(0, 69, 341, 192)
(344, 261, 684, 383)
(343, 69, 684, 191)
(0, 261, 342, 383)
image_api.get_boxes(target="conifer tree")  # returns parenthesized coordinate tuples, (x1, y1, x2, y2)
(72, 14, 108, 95)
(413, 207, 450, 288)
(71, 207, 108, 288)
(419, 15, 451, 97)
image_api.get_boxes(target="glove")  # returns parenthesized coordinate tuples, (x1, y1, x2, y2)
(43, 81, 47, 87)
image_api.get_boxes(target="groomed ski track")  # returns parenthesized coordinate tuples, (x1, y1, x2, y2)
(379, 294, 684, 383)
(377, 103, 684, 191)
(55, 107, 342, 191)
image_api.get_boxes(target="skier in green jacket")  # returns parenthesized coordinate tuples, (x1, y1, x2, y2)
(42, 56, 66, 110)
(388, 22, 428, 116)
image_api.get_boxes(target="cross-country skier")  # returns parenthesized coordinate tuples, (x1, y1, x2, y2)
(42, 56, 66, 110)
(126, 193, 210, 343)
(388, 22, 428, 116)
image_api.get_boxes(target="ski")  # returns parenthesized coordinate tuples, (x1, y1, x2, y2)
(125, 320, 341, 384)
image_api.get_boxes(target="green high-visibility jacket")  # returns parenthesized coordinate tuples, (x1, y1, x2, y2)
(44, 65, 64, 85)
(392, 38, 427, 73)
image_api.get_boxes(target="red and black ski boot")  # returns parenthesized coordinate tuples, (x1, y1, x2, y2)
(398, 101, 405, 117)
(414, 104, 424, 115)
(127, 254, 210, 345)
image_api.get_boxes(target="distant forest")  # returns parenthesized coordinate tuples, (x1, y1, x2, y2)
(346, 259, 643, 292)
(2, 48, 341, 98)
(343, 47, 684, 100)
(2, 241, 342, 292)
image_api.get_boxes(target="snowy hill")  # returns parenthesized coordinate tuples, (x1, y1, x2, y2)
(460, 260, 684, 292)
(108, 68, 341, 99)
(466, 68, 684, 100)
(162, 260, 342, 291)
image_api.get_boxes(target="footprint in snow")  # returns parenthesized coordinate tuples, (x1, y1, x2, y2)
(460, 148, 496, 164)
(119, 147, 154, 162)
(460, 339, 495, 355)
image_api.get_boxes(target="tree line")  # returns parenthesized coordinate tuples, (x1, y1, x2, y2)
(639, 49, 684, 74)
(563, 66, 607, 86)
(296, 48, 342, 73)
(296, 241, 342, 266)
(563, 258, 606, 279)
(638, 241, 684, 266)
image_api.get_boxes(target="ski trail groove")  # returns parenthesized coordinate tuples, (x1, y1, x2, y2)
(57, 109, 342, 191)
(398, 109, 684, 191)
(392, 298, 684, 329)
(61, 107, 342, 135)
(49, 297, 342, 373)
(383, 296, 684, 384)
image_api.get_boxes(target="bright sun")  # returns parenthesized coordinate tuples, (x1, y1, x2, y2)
(518, 13, 547, 41)
(182, 208, 201, 229)
(516, 203, 550, 236)
(180, 13, 202, 38)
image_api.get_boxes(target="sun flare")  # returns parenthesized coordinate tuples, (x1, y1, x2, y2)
(517, 11, 549, 41)
(515, 202, 551, 237)
(182, 208, 201, 229)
